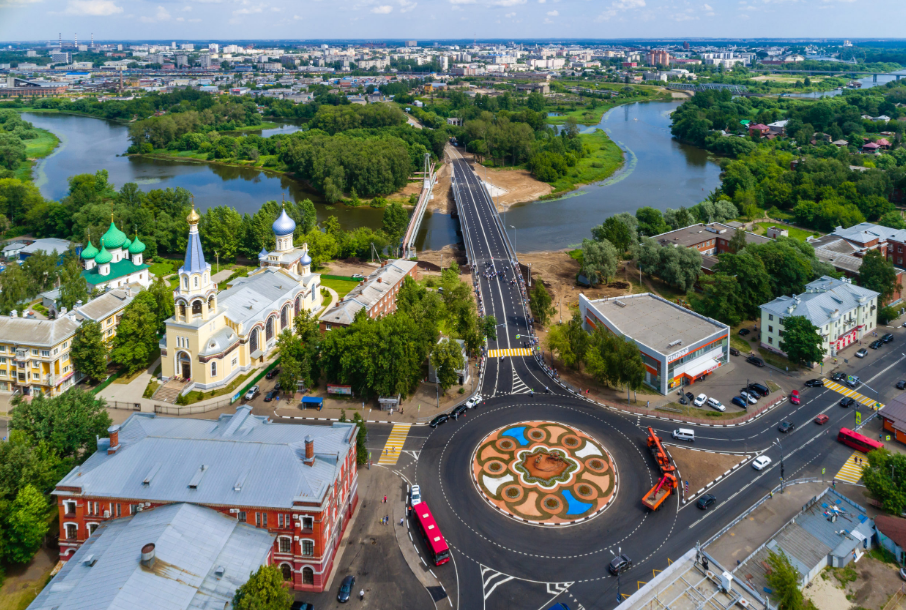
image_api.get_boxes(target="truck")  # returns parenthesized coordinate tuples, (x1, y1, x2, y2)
(642, 474, 677, 511)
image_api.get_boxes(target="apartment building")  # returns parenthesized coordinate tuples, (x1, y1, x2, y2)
(651, 222, 771, 272)
(319, 259, 418, 332)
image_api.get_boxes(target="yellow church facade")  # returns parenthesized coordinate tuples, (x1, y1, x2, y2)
(161, 205, 322, 390)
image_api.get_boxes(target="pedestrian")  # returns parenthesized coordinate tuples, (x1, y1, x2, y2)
(360, 589, 365, 601)
(383, 495, 387, 504)
(770, 491, 774, 499)
(399, 517, 404, 526)
(833, 480, 836, 489)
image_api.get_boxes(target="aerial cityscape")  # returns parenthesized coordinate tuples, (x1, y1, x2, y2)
(3, 13, 906, 610)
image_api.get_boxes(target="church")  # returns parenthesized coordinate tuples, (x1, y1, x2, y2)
(79, 219, 151, 292)
(161, 204, 322, 390)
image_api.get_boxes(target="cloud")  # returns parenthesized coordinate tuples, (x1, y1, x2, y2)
(595, 0, 643, 21)
(293, 13, 301, 17)
(0, 0, 42, 6)
(702, 2, 711, 8)
(505, 10, 515, 15)
(399, 0, 417, 12)
(669, 12, 696, 19)
(371, 4, 393, 11)
(490, 0, 525, 6)
(232, 5, 262, 13)
(449, 0, 477, 4)
(546, 9, 557, 14)
(64, 0, 122, 14)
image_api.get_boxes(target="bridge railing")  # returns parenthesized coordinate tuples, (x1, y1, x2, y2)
(401, 161, 437, 259)
(478, 180, 518, 263)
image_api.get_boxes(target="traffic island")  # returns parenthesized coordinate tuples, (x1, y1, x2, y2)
(665, 445, 751, 500)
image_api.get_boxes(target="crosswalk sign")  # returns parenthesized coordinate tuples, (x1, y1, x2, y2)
(856, 411, 862, 425)
(822, 468, 825, 475)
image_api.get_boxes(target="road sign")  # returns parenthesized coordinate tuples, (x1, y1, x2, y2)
(822, 468, 826, 475)
(856, 411, 862, 426)
(515, 335, 520, 339)
(887, 435, 892, 441)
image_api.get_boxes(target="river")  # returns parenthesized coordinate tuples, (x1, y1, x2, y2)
(784, 69, 906, 99)
(24, 101, 722, 253)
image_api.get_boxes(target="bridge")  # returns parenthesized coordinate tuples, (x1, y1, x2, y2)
(749, 68, 904, 79)
(399, 153, 437, 260)
(667, 83, 750, 94)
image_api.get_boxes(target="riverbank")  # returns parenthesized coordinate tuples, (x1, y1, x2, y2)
(545, 89, 673, 125)
(549, 128, 624, 195)
(14, 127, 60, 183)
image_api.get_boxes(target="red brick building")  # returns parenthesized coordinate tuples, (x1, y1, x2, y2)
(651, 222, 772, 274)
(318, 259, 418, 332)
(52, 406, 359, 592)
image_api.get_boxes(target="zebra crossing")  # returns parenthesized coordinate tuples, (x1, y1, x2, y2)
(511, 369, 531, 395)
(488, 348, 533, 358)
(823, 379, 883, 410)
(834, 452, 867, 484)
(377, 423, 411, 466)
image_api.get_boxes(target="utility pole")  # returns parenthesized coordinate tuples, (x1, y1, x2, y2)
(774, 439, 785, 494)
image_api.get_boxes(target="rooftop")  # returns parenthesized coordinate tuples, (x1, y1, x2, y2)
(652, 222, 770, 250)
(214, 267, 318, 330)
(19, 238, 75, 257)
(582, 293, 727, 357)
(831, 222, 906, 247)
(26, 502, 274, 610)
(880, 392, 906, 431)
(72, 289, 135, 322)
(319, 260, 416, 326)
(760, 276, 879, 327)
(82, 259, 149, 286)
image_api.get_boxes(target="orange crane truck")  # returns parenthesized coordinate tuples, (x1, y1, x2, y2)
(642, 428, 678, 510)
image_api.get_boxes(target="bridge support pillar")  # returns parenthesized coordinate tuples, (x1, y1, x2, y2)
(873, 74, 878, 82)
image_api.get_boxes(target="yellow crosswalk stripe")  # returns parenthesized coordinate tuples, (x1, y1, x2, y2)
(488, 348, 533, 358)
(377, 423, 412, 465)
(822, 380, 884, 410)
(834, 452, 867, 484)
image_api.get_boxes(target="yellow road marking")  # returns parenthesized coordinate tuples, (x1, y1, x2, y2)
(488, 348, 533, 358)
(834, 452, 867, 484)
(822, 380, 883, 410)
(377, 423, 412, 465)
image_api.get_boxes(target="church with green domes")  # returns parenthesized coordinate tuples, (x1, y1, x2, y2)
(80, 218, 152, 292)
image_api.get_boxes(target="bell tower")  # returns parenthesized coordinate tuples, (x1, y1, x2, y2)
(175, 202, 215, 322)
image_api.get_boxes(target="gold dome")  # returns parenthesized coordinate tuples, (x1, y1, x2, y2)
(187, 203, 201, 225)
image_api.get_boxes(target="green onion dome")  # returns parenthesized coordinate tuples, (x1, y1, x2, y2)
(101, 220, 127, 249)
(80, 240, 98, 260)
(122, 237, 132, 251)
(94, 243, 112, 265)
(128, 235, 146, 255)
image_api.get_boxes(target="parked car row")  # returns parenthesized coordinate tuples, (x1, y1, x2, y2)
(429, 394, 483, 428)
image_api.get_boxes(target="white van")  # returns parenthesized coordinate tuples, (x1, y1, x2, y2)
(672, 429, 695, 442)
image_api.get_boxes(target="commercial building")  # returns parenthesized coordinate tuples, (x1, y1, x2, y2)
(319, 259, 418, 332)
(878, 393, 906, 444)
(27, 503, 275, 610)
(52, 405, 359, 592)
(579, 293, 730, 394)
(161, 206, 322, 391)
(0, 76, 69, 97)
(759, 276, 879, 360)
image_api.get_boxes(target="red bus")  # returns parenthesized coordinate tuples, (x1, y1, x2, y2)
(838, 428, 884, 453)
(413, 502, 450, 566)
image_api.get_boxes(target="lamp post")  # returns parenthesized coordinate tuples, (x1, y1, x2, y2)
(773, 439, 785, 494)
(510, 225, 517, 254)
(615, 546, 622, 603)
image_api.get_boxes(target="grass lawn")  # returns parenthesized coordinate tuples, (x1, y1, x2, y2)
(752, 222, 821, 242)
(758, 346, 801, 372)
(549, 129, 625, 195)
(148, 258, 179, 278)
(14, 127, 60, 182)
(179, 369, 256, 405)
(322, 277, 360, 300)
(729, 321, 759, 353)
(656, 402, 745, 420)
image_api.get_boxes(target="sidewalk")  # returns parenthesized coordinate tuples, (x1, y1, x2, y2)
(98, 357, 160, 407)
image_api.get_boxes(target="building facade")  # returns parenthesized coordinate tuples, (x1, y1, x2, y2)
(161, 205, 322, 390)
(651, 222, 771, 273)
(759, 276, 879, 360)
(319, 259, 417, 332)
(80, 220, 151, 292)
(52, 406, 358, 593)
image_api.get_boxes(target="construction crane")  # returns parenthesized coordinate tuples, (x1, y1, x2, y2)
(642, 427, 678, 511)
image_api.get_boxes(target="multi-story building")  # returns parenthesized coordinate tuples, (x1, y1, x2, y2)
(646, 49, 672, 66)
(759, 276, 879, 360)
(51, 406, 359, 592)
(318, 259, 418, 332)
(651, 222, 771, 272)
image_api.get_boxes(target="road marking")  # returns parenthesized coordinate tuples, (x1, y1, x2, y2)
(822, 379, 883, 410)
(377, 423, 412, 465)
(834, 452, 866, 484)
(488, 348, 533, 358)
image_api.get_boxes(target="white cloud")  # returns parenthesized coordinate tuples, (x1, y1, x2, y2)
(669, 12, 696, 19)
(449, 0, 477, 4)
(595, 0, 643, 21)
(293, 13, 301, 18)
(64, 0, 122, 15)
(270, 6, 280, 10)
(371, 4, 393, 12)
(399, 0, 417, 12)
(0, 0, 41, 6)
(233, 5, 262, 14)
(505, 10, 515, 15)
(176, 16, 184, 20)
(187, 17, 201, 21)
(490, 0, 525, 6)
(702, 2, 711, 8)
(546, 9, 557, 15)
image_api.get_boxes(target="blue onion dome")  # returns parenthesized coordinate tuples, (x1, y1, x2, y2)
(272, 208, 296, 236)
(81, 240, 98, 260)
(128, 235, 146, 254)
(94, 243, 112, 265)
(101, 220, 127, 249)
(300, 251, 312, 267)
(258, 247, 269, 259)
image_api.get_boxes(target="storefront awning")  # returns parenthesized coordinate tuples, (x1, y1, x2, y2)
(684, 358, 720, 379)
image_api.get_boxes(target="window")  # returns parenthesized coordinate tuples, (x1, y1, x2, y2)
(302, 567, 314, 585)
(115, 504, 121, 518)
(768, 326, 773, 333)
(768, 337, 773, 344)
(232, 356, 238, 367)
(211, 362, 217, 377)
(31, 349, 38, 356)
(301, 540, 314, 556)
(279, 537, 292, 553)
(87, 502, 93, 516)
(32, 373, 39, 380)
(64, 501, 76, 516)
(301, 516, 314, 531)
(194, 277, 198, 288)
(0, 346, 5, 352)
(41, 350, 49, 357)
(262, 512, 267, 527)
(238, 511, 246, 522)
(278, 514, 285, 528)
(53, 348, 58, 356)
(87, 523, 98, 536)
(65, 523, 77, 539)
(280, 563, 292, 581)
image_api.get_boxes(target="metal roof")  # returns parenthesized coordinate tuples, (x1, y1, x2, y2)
(26, 502, 274, 610)
(72, 289, 135, 322)
(55, 406, 356, 509)
(759, 276, 878, 328)
(217, 268, 317, 329)
(181, 228, 209, 276)
(319, 260, 416, 325)
(832, 222, 906, 247)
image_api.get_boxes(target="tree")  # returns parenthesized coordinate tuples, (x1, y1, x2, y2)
(23, 250, 59, 293)
(232, 565, 293, 610)
(636, 207, 670, 236)
(199, 205, 244, 263)
(859, 249, 897, 304)
(3, 484, 49, 564)
(690, 274, 745, 326)
(71, 320, 108, 383)
(728, 227, 748, 254)
(10, 388, 111, 461)
(879, 211, 906, 230)
(481, 315, 497, 341)
(779, 316, 825, 366)
(352, 412, 368, 465)
(0, 261, 29, 314)
(529, 282, 555, 326)
(583, 327, 645, 391)
(656, 246, 702, 292)
(862, 449, 906, 516)
(110, 298, 159, 374)
(147, 276, 175, 332)
(59, 253, 90, 311)
(591, 216, 633, 253)
(765, 550, 805, 610)
(431, 338, 465, 393)
(382, 201, 409, 243)
(581, 238, 618, 285)
(713, 252, 773, 319)
(0, 132, 26, 171)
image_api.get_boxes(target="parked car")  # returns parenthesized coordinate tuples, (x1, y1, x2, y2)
(831, 372, 846, 383)
(429, 414, 449, 428)
(697, 494, 717, 510)
(685, 392, 695, 402)
(351, 273, 365, 280)
(814, 414, 829, 425)
(840, 397, 855, 408)
(846, 376, 861, 389)
(679, 397, 688, 405)
(264, 390, 280, 402)
(897, 380, 906, 390)
(746, 355, 765, 367)
(693, 394, 707, 407)
(883, 333, 894, 343)
(608, 554, 633, 575)
(752, 456, 772, 470)
(451, 404, 468, 419)
(778, 421, 795, 433)
(805, 379, 824, 388)
(265, 368, 280, 380)
(244, 386, 260, 401)
(707, 397, 726, 412)
(738, 328, 750, 336)
(410, 484, 422, 506)
(465, 394, 483, 408)
(291, 603, 314, 610)
(856, 348, 868, 358)
(730, 347, 741, 357)
(870, 339, 883, 350)
(747, 383, 771, 397)
(790, 390, 800, 405)
(900, 566, 906, 582)
(337, 575, 355, 603)
(731, 396, 748, 408)
(740, 391, 758, 405)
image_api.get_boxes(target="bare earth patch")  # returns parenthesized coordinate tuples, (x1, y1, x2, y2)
(453, 149, 553, 211)
(805, 572, 853, 610)
(835, 556, 904, 610)
(666, 445, 746, 497)
(427, 161, 454, 214)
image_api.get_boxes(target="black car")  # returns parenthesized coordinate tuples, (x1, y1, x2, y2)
(697, 494, 717, 510)
(265, 368, 280, 380)
(778, 421, 795, 433)
(738, 328, 750, 336)
(608, 554, 633, 575)
(870, 339, 883, 350)
(831, 372, 846, 383)
(883, 333, 894, 343)
(685, 392, 695, 402)
(746, 382, 770, 397)
(730, 347, 741, 357)
(291, 603, 314, 610)
(897, 380, 906, 390)
(451, 404, 468, 419)
(840, 397, 855, 408)
(679, 397, 688, 405)
(429, 414, 449, 428)
(264, 390, 280, 402)
(337, 575, 355, 603)
(805, 379, 824, 388)
(746, 355, 765, 367)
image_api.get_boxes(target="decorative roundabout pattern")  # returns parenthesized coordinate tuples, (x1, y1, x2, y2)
(471, 420, 617, 526)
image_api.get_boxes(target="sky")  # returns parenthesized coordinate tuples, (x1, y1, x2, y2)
(1, 0, 905, 42)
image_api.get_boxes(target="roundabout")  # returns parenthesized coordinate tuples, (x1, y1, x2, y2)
(471, 421, 617, 525)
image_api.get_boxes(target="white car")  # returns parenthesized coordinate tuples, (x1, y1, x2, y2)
(752, 456, 772, 470)
(410, 484, 422, 506)
(693, 394, 707, 407)
(465, 394, 482, 409)
(707, 397, 726, 412)
(740, 391, 758, 405)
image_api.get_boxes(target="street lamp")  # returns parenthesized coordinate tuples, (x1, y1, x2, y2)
(615, 546, 622, 603)
(773, 440, 785, 494)
(510, 225, 517, 254)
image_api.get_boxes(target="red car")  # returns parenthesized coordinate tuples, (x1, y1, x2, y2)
(814, 414, 829, 425)
(790, 390, 800, 405)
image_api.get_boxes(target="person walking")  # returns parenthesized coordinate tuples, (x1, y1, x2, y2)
(383, 495, 387, 504)
(360, 589, 365, 601)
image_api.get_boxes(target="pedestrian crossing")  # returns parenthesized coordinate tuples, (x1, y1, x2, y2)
(488, 348, 533, 358)
(377, 423, 411, 466)
(823, 379, 884, 410)
(834, 452, 867, 484)
(511, 369, 531, 395)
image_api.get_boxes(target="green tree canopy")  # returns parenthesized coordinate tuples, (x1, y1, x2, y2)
(2, 484, 49, 564)
(232, 565, 293, 610)
(859, 249, 897, 304)
(10, 388, 111, 461)
(863, 449, 906, 516)
(529, 281, 555, 326)
(581, 238, 619, 286)
(110, 298, 159, 375)
(71, 320, 108, 383)
(765, 550, 805, 610)
(778, 315, 826, 366)
(431, 338, 465, 394)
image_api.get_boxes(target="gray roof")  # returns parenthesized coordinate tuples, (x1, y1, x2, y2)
(319, 260, 416, 326)
(27, 502, 274, 610)
(832, 222, 906, 247)
(72, 289, 135, 323)
(652, 222, 770, 250)
(55, 406, 356, 509)
(810, 237, 863, 274)
(20, 238, 74, 256)
(0, 313, 80, 346)
(759, 276, 879, 328)
(214, 267, 318, 331)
